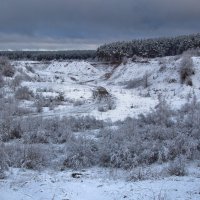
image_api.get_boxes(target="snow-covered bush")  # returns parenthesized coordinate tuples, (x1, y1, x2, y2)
(5, 143, 26, 168)
(21, 117, 73, 144)
(0, 97, 32, 141)
(11, 75, 24, 90)
(92, 86, 110, 100)
(159, 64, 167, 73)
(179, 56, 195, 85)
(0, 143, 9, 179)
(125, 73, 149, 89)
(56, 92, 65, 102)
(167, 157, 187, 176)
(63, 137, 98, 169)
(93, 87, 116, 112)
(25, 65, 35, 73)
(15, 86, 34, 100)
(107, 97, 116, 110)
(128, 167, 159, 182)
(0, 57, 15, 77)
(0, 74, 4, 88)
(98, 97, 116, 112)
(98, 105, 108, 112)
(22, 145, 49, 170)
(0, 88, 200, 174)
(0, 117, 24, 142)
(97, 98, 200, 169)
(125, 78, 144, 89)
(34, 94, 60, 112)
(6, 143, 50, 170)
(139, 96, 174, 127)
(73, 99, 85, 106)
(64, 116, 104, 132)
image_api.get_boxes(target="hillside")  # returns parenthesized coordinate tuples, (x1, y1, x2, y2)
(1, 53, 200, 200)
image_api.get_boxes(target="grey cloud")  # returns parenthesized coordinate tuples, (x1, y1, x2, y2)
(0, 0, 200, 50)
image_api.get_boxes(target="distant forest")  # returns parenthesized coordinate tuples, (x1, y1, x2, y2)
(0, 50, 96, 61)
(1, 33, 200, 61)
(97, 33, 200, 61)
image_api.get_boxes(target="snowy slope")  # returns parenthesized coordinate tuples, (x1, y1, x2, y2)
(46, 61, 103, 82)
(11, 56, 200, 121)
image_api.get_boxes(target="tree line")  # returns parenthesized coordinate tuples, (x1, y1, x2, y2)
(0, 50, 96, 61)
(97, 33, 200, 61)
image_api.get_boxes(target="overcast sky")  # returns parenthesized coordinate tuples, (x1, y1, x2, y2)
(0, 0, 200, 50)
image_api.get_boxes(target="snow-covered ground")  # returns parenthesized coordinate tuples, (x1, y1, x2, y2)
(1, 165, 200, 200)
(12, 56, 200, 121)
(1, 56, 200, 200)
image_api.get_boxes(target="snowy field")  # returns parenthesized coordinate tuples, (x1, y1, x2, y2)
(11, 56, 200, 121)
(1, 166, 200, 200)
(1, 55, 200, 200)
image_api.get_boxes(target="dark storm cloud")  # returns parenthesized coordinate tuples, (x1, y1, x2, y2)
(0, 0, 200, 50)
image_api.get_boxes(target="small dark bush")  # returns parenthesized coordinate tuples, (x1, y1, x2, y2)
(0, 74, 4, 88)
(180, 56, 195, 84)
(125, 78, 144, 89)
(92, 86, 110, 100)
(9, 124, 22, 139)
(57, 92, 65, 102)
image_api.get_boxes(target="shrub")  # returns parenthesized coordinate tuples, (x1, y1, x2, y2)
(0, 57, 15, 77)
(167, 157, 187, 176)
(63, 137, 98, 169)
(0, 143, 9, 179)
(15, 86, 34, 100)
(159, 64, 167, 72)
(4, 143, 24, 168)
(73, 99, 85, 107)
(186, 77, 193, 86)
(98, 105, 108, 112)
(0, 74, 4, 88)
(57, 92, 65, 102)
(20, 116, 74, 144)
(125, 73, 149, 89)
(22, 145, 49, 170)
(98, 98, 200, 169)
(25, 65, 35, 73)
(128, 167, 159, 182)
(98, 97, 116, 112)
(92, 86, 110, 100)
(5, 143, 49, 170)
(65, 116, 104, 132)
(179, 56, 195, 84)
(34, 94, 58, 112)
(11, 75, 23, 90)
(125, 78, 144, 89)
(0, 115, 25, 142)
(9, 124, 23, 139)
